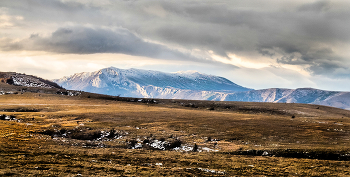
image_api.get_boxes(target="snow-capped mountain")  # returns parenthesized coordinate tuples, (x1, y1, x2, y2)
(53, 67, 251, 98)
(53, 67, 350, 110)
(222, 88, 350, 110)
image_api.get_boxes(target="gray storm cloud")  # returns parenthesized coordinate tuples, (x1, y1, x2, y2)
(1, 0, 350, 78)
(1, 26, 203, 62)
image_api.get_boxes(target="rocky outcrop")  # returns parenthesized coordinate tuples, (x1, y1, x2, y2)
(0, 72, 62, 89)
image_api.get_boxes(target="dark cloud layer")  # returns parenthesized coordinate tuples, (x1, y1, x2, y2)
(1, 26, 202, 62)
(151, 1, 350, 78)
(1, 0, 350, 78)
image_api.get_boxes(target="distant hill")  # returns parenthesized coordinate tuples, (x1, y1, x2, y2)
(0, 72, 62, 89)
(53, 67, 350, 110)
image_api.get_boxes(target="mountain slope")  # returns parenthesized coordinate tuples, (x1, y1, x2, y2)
(53, 67, 251, 98)
(0, 72, 62, 89)
(221, 88, 350, 110)
(53, 67, 350, 110)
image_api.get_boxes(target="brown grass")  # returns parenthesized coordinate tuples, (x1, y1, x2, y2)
(1, 91, 350, 176)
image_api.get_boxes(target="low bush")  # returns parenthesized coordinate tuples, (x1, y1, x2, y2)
(165, 139, 182, 150)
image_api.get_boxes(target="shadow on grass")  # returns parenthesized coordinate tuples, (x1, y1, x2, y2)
(224, 149, 350, 161)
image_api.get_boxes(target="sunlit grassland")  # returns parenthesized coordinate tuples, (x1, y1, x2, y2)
(1, 92, 350, 176)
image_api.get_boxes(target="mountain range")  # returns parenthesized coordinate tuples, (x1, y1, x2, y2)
(53, 67, 250, 97)
(53, 67, 350, 110)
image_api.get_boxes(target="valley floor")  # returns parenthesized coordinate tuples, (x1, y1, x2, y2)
(1, 92, 350, 176)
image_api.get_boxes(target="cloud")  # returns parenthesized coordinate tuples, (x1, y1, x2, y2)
(256, 35, 350, 78)
(1, 0, 350, 86)
(0, 26, 204, 62)
(103, 0, 349, 78)
(298, 0, 331, 12)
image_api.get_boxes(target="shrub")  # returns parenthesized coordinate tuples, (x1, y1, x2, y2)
(0, 114, 6, 120)
(70, 130, 101, 140)
(143, 139, 150, 144)
(59, 128, 67, 135)
(41, 129, 56, 138)
(107, 128, 116, 138)
(166, 139, 182, 150)
(193, 144, 198, 152)
(127, 139, 138, 149)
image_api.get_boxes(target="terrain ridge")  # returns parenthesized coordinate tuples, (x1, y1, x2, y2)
(53, 67, 350, 110)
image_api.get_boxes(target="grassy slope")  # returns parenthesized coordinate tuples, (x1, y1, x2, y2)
(1, 88, 350, 176)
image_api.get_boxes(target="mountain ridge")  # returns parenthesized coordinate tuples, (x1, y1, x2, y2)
(54, 67, 251, 97)
(53, 67, 350, 110)
(222, 88, 350, 110)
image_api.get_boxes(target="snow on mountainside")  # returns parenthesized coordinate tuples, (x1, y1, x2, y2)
(221, 88, 350, 110)
(53, 67, 350, 110)
(53, 67, 251, 98)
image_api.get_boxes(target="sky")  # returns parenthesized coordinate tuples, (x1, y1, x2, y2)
(1, 0, 350, 91)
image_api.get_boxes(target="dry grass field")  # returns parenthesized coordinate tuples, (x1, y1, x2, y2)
(1, 85, 350, 176)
